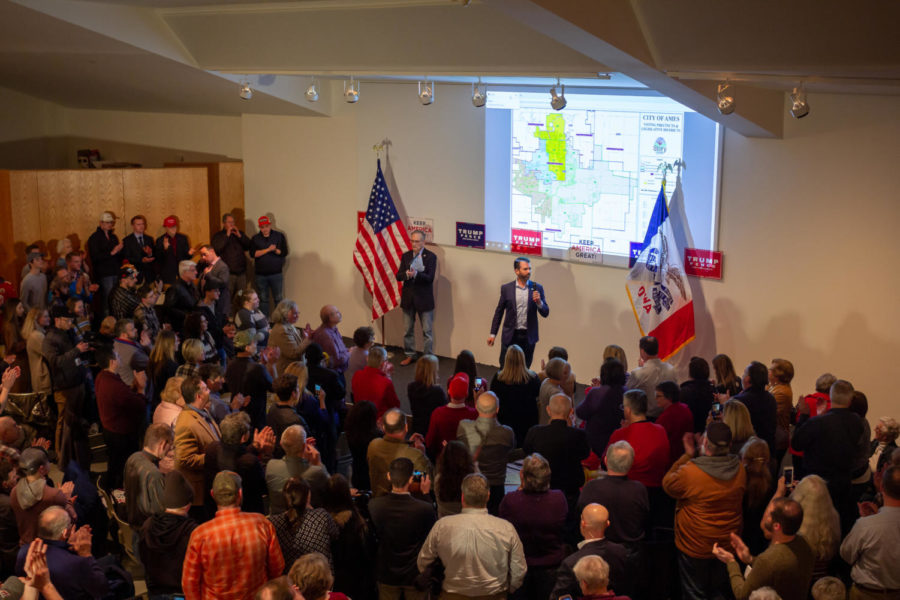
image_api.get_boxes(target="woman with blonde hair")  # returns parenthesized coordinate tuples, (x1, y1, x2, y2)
(149, 330, 179, 409)
(602, 344, 628, 373)
(176, 338, 204, 379)
(790, 474, 841, 581)
(22, 307, 51, 394)
(722, 400, 757, 454)
(490, 344, 540, 446)
(153, 375, 185, 428)
(408, 354, 447, 437)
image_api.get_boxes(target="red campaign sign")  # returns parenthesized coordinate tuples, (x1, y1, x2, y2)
(684, 248, 723, 279)
(510, 228, 542, 256)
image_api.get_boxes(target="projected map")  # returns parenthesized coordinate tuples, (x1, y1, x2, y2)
(510, 104, 685, 257)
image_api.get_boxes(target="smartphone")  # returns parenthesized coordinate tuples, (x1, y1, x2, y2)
(412, 470, 423, 483)
(783, 466, 794, 486)
(711, 402, 722, 417)
(314, 384, 321, 393)
(475, 377, 483, 389)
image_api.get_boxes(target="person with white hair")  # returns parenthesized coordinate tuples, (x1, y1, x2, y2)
(789, 475, 841, 582)
(13, 506, 107, 599)
(748, 588, 782, 600)
(578, 441, 649, 547)
(870, 416, 899, 474)
(457, 391, 515, 514)
(572, 555, 630, 600)
(163, 259, 200, 333)
(810, 577, 845, 600)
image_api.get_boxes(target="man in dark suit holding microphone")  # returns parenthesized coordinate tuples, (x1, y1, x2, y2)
(488, 256, 549, 368)
(396, 230, 437, 366)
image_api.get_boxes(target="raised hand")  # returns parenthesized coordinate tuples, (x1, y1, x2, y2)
(729, 532, 752, 564)
(69, 525, 93, 557)
(252, 427, 276, 454)
(711, 542, 734, 564)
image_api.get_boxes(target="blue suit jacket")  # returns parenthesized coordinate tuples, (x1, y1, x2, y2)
(490, 280, 549, 345)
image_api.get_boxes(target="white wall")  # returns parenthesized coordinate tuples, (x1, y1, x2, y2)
(241, 84, 900, 424)
(4, 81, 898, 423)
(0, 86, 243, 167)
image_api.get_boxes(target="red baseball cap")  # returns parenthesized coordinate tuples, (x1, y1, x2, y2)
(258, 216, 271, 226)
(163, 215, 178, 228)
(448, 373, 469, 400)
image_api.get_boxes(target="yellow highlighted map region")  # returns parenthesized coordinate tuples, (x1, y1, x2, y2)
(534, 114, 566, 181)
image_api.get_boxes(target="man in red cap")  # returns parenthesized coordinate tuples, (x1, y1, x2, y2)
(154, 215, 195, 285)
(424, 373, 477, 458)
(250, 215, 288, 317)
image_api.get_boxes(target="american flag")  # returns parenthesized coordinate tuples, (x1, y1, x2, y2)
(354, 159, 411, 320)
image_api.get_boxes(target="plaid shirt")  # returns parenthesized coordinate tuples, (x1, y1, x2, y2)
(182, 507, 285, 600)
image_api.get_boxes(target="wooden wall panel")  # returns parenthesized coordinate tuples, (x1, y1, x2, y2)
(36, 170, 124, 249)
(0, 171, 15, 283)
(218, 162, 245, 224)
(9, 171, 41, 247)
(123, 168, 210, 248)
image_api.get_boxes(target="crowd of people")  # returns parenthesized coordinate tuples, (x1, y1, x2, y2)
(0, 213, 897, 600)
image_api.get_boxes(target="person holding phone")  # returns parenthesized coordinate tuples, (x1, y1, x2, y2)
(488, 257, 549, 369)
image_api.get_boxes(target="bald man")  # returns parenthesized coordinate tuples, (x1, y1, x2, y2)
(523, 393, 590, 503)
(311, 304, 350, 376)
(457, 391, 515, 514)
(551, 503, 630, 599)
(367, 408, 431, 497)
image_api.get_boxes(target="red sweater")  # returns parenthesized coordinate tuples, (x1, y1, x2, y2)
(606, 420, 670, 488)
(425, 404, 477, 457)
(656, 402, 695, 465)
(96, 369, 147, 434)
(351, 366, 400, 419)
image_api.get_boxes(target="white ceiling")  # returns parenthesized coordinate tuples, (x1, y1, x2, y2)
(2, 0, 897, 136)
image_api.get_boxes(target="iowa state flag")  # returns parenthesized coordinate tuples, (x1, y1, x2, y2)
(626, 178, 695, 360)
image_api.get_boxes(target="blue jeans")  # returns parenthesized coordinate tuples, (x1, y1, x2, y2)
(254, 272, 283, 318)
(402, 308, 434, 356)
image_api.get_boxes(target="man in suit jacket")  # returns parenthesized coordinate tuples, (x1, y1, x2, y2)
(487, 256, 549, 368)
(395, 230, 436, 366)
(122, 214, 156, 284)
(197, 245, 231, 317)
(551, 503, 630, 600)
(174, 375, 221, 519)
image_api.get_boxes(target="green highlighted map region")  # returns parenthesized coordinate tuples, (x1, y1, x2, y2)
(534, 114, 567, 181)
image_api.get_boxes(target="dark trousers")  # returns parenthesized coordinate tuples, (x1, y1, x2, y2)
(499, 330, 534, 369)
(103, 430, 139, 490)
(677, 551, 731, 600)
(510, 565, 556, 600)
(487, 484, 505, 516)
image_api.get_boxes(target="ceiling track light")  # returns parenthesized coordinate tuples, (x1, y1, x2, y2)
(550, 78, 566, 110)
(716, 82, 735, 115)
(418, 79, 435, 105)
(472, 78, 486, 108)
(344, 76, 360, 103)
(305, 77, 319, 102)
(239, 79, 252, 101)
(790, 84, 809, 118)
